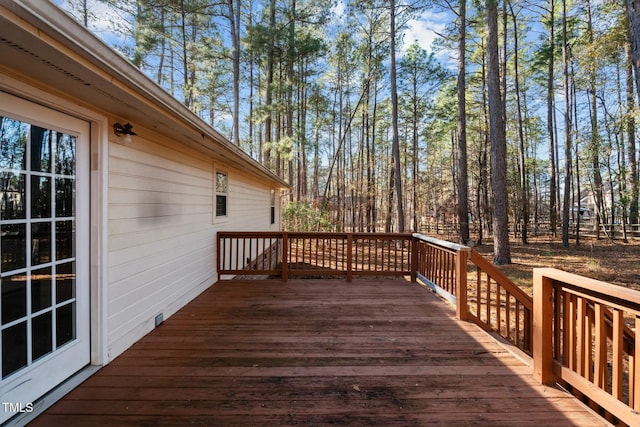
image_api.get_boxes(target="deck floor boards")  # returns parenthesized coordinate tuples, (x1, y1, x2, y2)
(30, 278, 607, 426)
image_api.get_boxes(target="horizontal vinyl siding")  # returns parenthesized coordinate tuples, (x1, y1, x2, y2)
(227, 172, 279, 231)
(106, 133, 280, 361)
(107, 138, 217, 359)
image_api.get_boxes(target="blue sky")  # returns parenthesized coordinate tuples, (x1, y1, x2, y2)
(56, 0, 451, 59)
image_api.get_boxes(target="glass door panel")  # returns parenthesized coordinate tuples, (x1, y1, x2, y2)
(0, 92, 89, 423)
(0, 116, 79, 376)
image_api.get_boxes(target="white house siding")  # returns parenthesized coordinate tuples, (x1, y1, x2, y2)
(226, 168, 280, 231)
(106, 127, 280, 360)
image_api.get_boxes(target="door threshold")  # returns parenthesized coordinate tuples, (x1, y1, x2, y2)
(3, 365, 101, 427)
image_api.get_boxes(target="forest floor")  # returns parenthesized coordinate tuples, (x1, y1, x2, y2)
(471, 235, 640, 295)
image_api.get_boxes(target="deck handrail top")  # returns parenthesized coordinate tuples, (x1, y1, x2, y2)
(534, 267, 640, 311)
(217, 231, 414, 237)
(412, 232, 471, 252)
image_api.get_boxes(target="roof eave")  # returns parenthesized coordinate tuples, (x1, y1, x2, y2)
(0, 0, 289, 189)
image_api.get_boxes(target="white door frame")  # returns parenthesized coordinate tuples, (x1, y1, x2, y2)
(0, 77, 107, 422)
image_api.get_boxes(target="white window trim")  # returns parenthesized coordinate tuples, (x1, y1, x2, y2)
(270, 188, 276, 225)
(214, 168, 229, 222)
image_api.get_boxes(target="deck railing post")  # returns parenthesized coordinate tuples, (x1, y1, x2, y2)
(410, 236, 418, 282)
(455, 248, 470, 321)
(216, 233, 222, 277)
(281, 233, 288, 282)
(346, 233, 353, 282)
(533, 268, 554, 384)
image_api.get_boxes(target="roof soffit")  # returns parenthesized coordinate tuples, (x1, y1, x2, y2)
(0, 0, 288, 189)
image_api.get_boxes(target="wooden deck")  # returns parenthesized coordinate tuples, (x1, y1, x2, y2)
(30, 278, 607, 426)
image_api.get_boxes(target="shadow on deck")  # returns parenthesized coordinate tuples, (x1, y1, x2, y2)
(30, 278, 606, 426)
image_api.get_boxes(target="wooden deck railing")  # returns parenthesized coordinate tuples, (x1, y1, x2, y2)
(413, 234, 470, 321)
(217, 231, 640, 426)
(217, 232, 413, 281)
(534, 268, 640, 426)
(217, 231, 283, 277)
(467, 250, 533, 354)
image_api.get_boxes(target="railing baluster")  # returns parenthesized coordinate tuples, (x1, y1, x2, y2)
(505, 294, 511, 341)
(496, 285, 501, 335)
(431, 245, 436, 282)
(594, 304, 607, 389)
(280, 234, 286, 281)
(345, 234, 351, 282)
(631, 351, 636, 408)
(553, 288, 561, 361)
(265, 238, 269, 269)
(585, 306, 594, 382)
(635, 317, 640, 411)
(525, 307, 532, 353)
(476, 268, 481, 320)
(576, 297, 586, 377)
(612, 309, 624, 400)
(485, 276, 491, 324)
(515, 301, 521, 348)
(439, 250, 445, 287)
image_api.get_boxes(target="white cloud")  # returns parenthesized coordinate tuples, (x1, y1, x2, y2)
(403, 12, 446, 54)
(332, 0, 346, 17)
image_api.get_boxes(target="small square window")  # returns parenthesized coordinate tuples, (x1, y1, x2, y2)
(270, 189, 276, 225)
(215, 172, 227, 217)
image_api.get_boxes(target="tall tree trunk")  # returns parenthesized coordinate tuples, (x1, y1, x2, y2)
(616, 59, 630, 241)
(390, 0, 404, 232)
(547, 0, 558, 236)
(531, 127, 540, 235)
(369, 81, 379, 232)
(477, 47, 490, 246)
(170, 31, 176, 98)
(607, 150, 617, 237)
(501, 0, 507, 124)
(180, 0, 188, 93)
(358, 98, 367, 232)
(82, 0, 88, 26)
(386, 154, 395, 233)
(133, 1, 145, 68)
(586, 0, 604, 239)
(486, 0, 511, 264)
(312, 88, 321, 199)
(412, 75, 420, 232)
(457, 0, 470, 244)
(626, 42, 639, 227)
(227, 0, 241, 146)
(613, 80, 629, 241)
(561, 0, 572, 247)
(299, 62, 308, 200)
(573, 77, 580, 245)
(626, 0, 640, 105)
(264, 0, 276, 170)
(510, 2, 529, 244)
(287, 0, 296, 198)
(248, 0, 256, 158)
